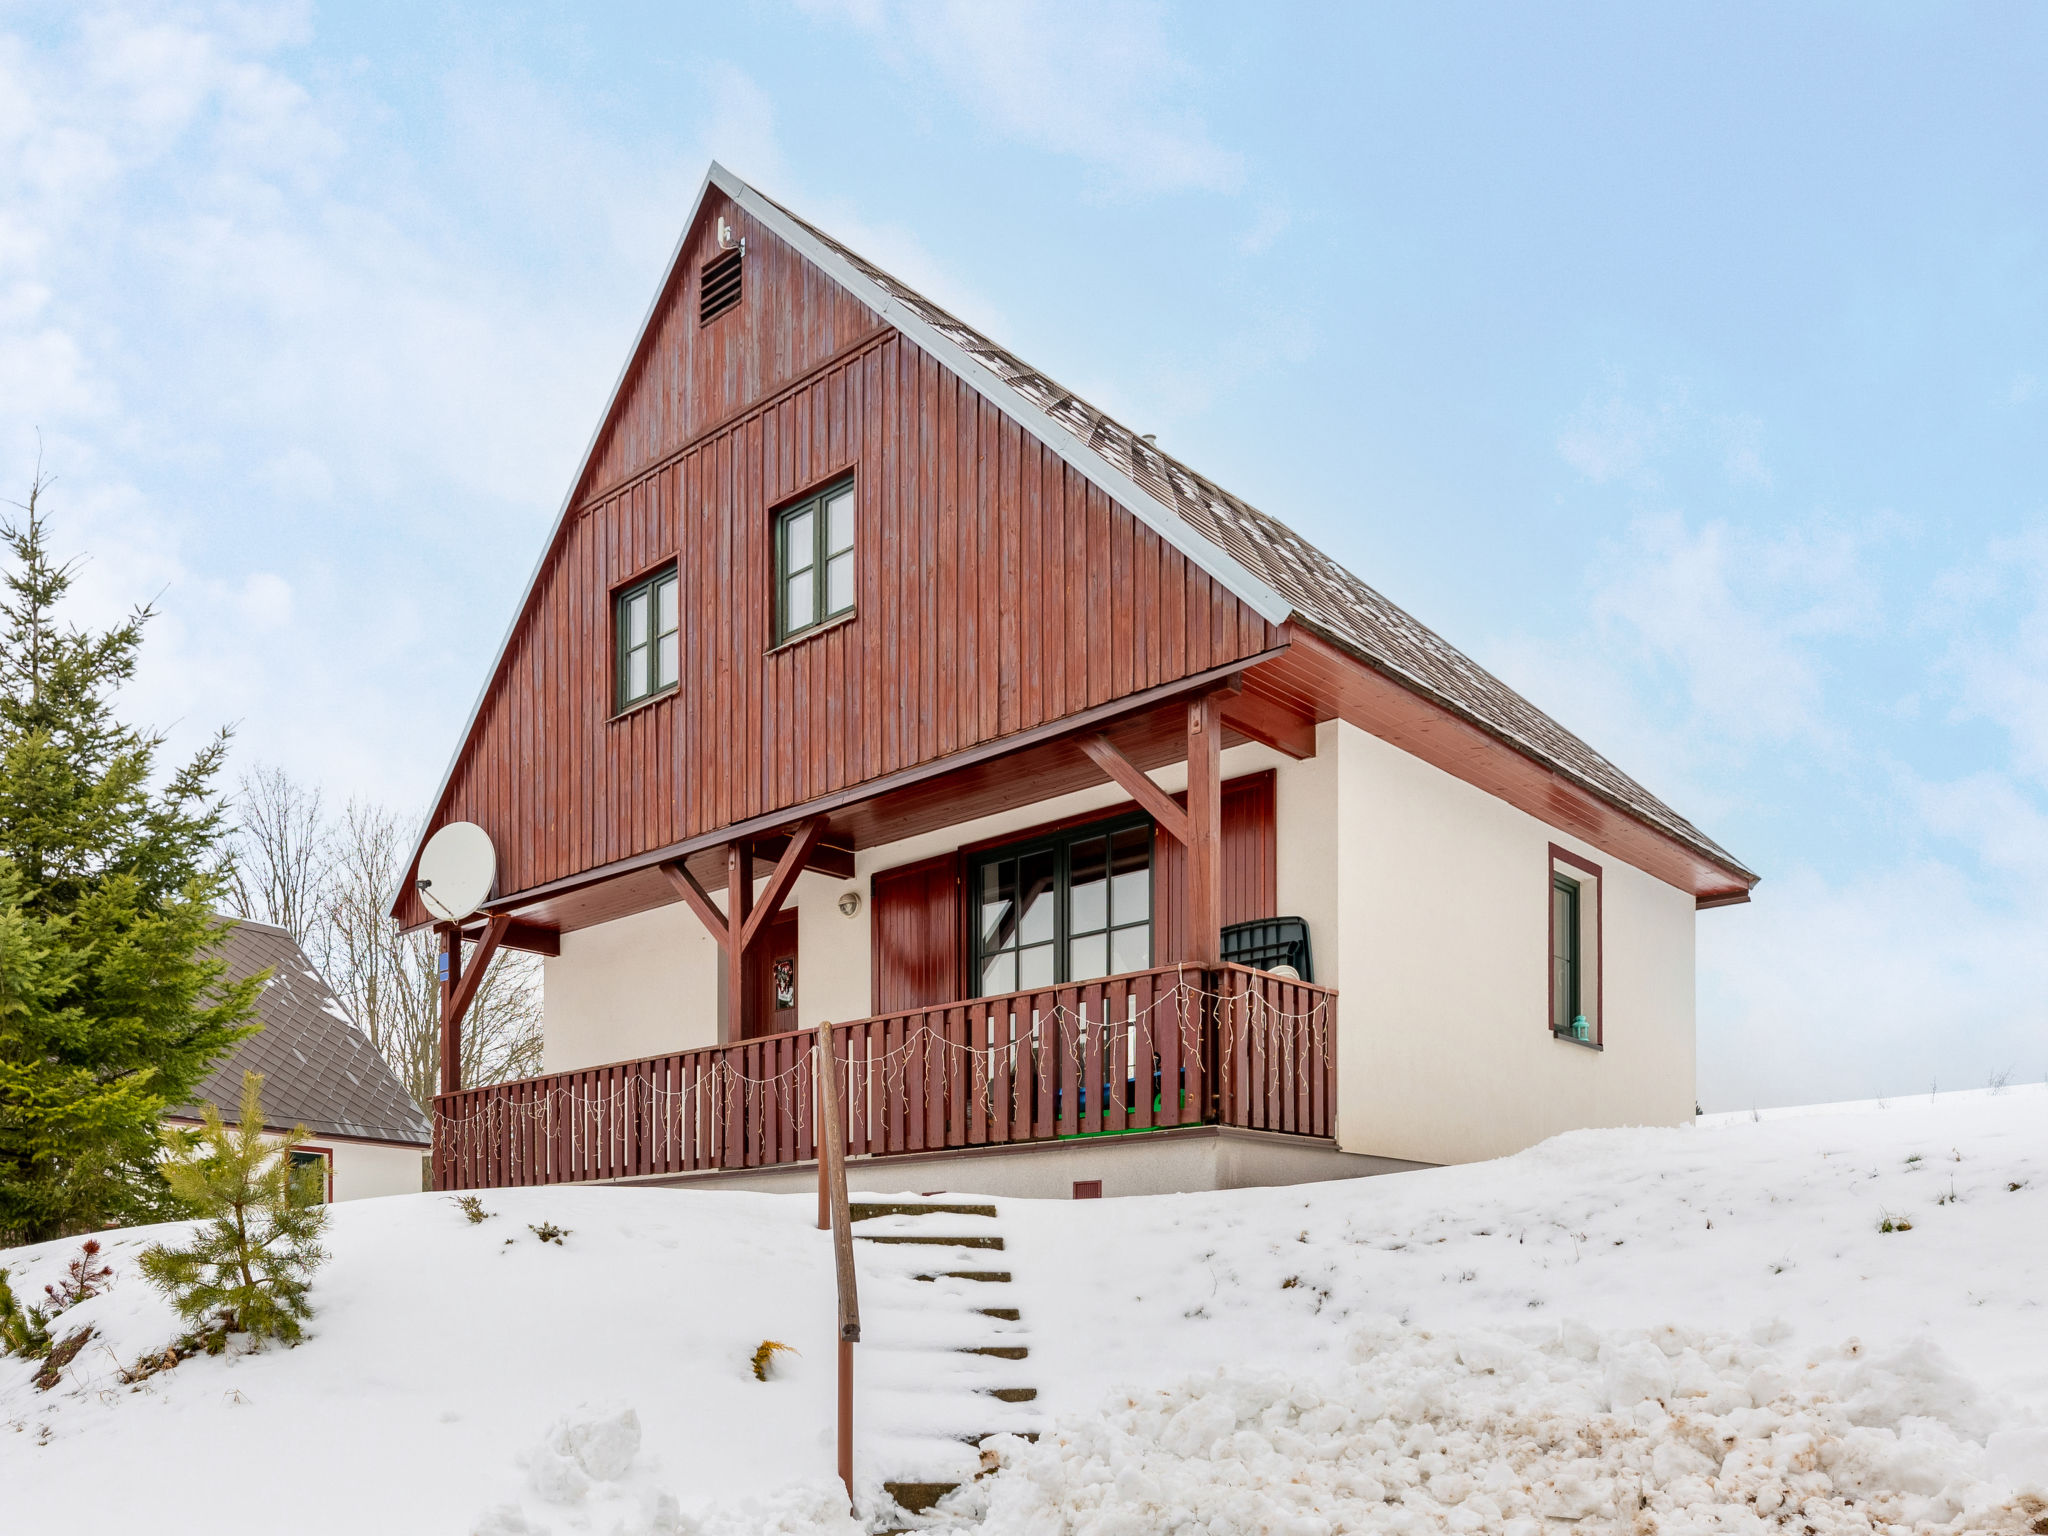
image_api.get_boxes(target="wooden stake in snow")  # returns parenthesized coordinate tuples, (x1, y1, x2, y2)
(814, 1020, 860, 1511)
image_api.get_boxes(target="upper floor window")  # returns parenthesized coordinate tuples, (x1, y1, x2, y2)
(774, 478, 855, 645)
(616, 565, 679, 711)
(971, 815, 1153, 996)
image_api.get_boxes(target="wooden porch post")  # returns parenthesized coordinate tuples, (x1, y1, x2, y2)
(726, 840, 756, 1039)
(1186, 692, 1224, 965)
(438, 922, 463, 1096)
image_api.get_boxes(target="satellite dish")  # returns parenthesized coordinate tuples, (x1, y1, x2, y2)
(416, 822, 496, 923)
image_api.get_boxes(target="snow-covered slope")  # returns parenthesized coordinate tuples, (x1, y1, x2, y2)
(1, 1086, 2043, 1533)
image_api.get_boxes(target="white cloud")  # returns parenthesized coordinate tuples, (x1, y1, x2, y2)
(1938, 530, 2048, 786)
(795, 0, 1244, 196)
(1557, 378, 1776, 492)
(1699, 859, 2047, 1110)
(1238, 201, 1292, 257)
(1557, 391, 1677, 486)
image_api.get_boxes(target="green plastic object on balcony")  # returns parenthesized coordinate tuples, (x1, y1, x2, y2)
(1571, 1015, 1591, 1043)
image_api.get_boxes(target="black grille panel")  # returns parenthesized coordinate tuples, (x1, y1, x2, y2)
(699, 249, 742, 324)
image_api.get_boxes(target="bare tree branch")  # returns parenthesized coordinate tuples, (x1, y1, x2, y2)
(226, 767, 542, 1113)
(224, 765, 332, 956)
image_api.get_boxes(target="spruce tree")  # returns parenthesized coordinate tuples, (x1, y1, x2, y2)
(139, 1072, 329, 1345)
(0, 471, 260, 1244)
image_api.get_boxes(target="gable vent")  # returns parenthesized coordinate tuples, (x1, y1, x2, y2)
(699, 249, 743, 325)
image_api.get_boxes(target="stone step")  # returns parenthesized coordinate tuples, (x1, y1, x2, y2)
(915, 1269, 1011, 1283)
(962, 1345, 1029, 1360)
(857, 1232, 1005, 1249)
(977, 1306, 1021, 1321)
(882, 1480, 957, 1517)
(985, 1386, 1038, 1403)
(851, 1201, 997, 1222)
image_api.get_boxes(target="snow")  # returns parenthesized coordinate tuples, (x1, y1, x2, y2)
(2, 1085, 2043, 1533)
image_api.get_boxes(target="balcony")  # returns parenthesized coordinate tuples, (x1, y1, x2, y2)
(431, 963, 1335, 1191)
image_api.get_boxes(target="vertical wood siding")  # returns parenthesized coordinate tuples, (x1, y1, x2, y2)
(399, 206, 1279, 927)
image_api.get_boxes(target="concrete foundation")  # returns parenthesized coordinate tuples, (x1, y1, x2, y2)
(613, 1125, 1428, 1200)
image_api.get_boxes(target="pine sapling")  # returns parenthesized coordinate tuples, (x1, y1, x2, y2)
(138, 1072, 329, 1346)
(0, 1266, 51, 1358)
(43, 1239, 112, 1310)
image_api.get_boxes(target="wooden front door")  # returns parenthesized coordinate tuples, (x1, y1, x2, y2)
(747, 910, 800, 1038)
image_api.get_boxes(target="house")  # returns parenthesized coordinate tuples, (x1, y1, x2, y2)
(398, 164, 1755, 1200)
(169, 920, 431, 1201)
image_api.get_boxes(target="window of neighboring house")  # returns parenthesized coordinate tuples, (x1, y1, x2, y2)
(615, 565, 680, 710)
(774, 478, 855, 644)
(972, 816, 1153, 996)
(1549, 847, 1602, 1044)
(289, 1148, 331, 1204)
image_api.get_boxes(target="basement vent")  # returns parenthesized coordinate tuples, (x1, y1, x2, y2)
(699, 249, 743, 325)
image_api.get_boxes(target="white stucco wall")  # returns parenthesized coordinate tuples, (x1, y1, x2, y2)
(1323, 719, 1697, 1165)
(537, 720, 1698, 1167)
(167, 1121, 429, 1202)
(542, 902, 723, 1071)
(324, 1138, 430, 1202)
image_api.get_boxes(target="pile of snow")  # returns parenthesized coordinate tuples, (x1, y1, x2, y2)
(944, 1323, 2046, 1534)
(475, 1405, 859, 1536)
(2, 1085, 2042, 1533)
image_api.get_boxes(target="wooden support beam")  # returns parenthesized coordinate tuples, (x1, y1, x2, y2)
(1220, 691, 1318, 760)
(662, 860, 728, 945)
(741, 818, 828, 952)
(749, 830, 855, 881)
(726, 841, 756, 1039)
(436, 923, 461, 1098)
(439, 912, 512, 1094)
(1080, 734, 1191, 846)
(1186, 693, 1224, 965)
(460, 916, 561, 957)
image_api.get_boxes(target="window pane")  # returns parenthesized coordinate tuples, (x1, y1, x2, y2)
(1110, 827, 1151, 923)
(1111, 923, 1150, 975)
(1069, 932, 1107, 984)
(980, 861, 1016, 948)
(1017, 849, 1057, 945)
(981, 950, 1016, 997)
(827, 489, 855, 555)
(825, 552, 854, 616)
(784, 569, 813, 632)
(785, 510, 814, 572)
(1069, 837, 1106, 933)
(623, 643, 649, 701)
(625, 590, 649, 647)
(655, 632, 678, 689)
(656, 574, 678, 636)
(1018, 942, 1055, 991)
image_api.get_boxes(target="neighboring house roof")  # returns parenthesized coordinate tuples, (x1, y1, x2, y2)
(178, 920, 432, 1148)
(412, 162, 1752, 893)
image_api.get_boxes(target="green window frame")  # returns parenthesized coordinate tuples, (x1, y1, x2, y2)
(615, 565, 679, 711)
(1550, 872, 1581, 1034)
(971, 814, 1154, 997)
(774, 477, 856, 645)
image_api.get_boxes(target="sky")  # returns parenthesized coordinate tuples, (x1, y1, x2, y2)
(0, 1, 2043, 1111)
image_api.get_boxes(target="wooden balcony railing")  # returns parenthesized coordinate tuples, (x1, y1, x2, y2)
(431, 963, 1336, 1191)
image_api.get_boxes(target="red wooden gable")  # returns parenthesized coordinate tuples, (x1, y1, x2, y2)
(394, 186, 1281, 929)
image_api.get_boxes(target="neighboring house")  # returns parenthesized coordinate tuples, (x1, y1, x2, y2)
(399, 164, 1755, 1199)
(169, 920, 431, 1202)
